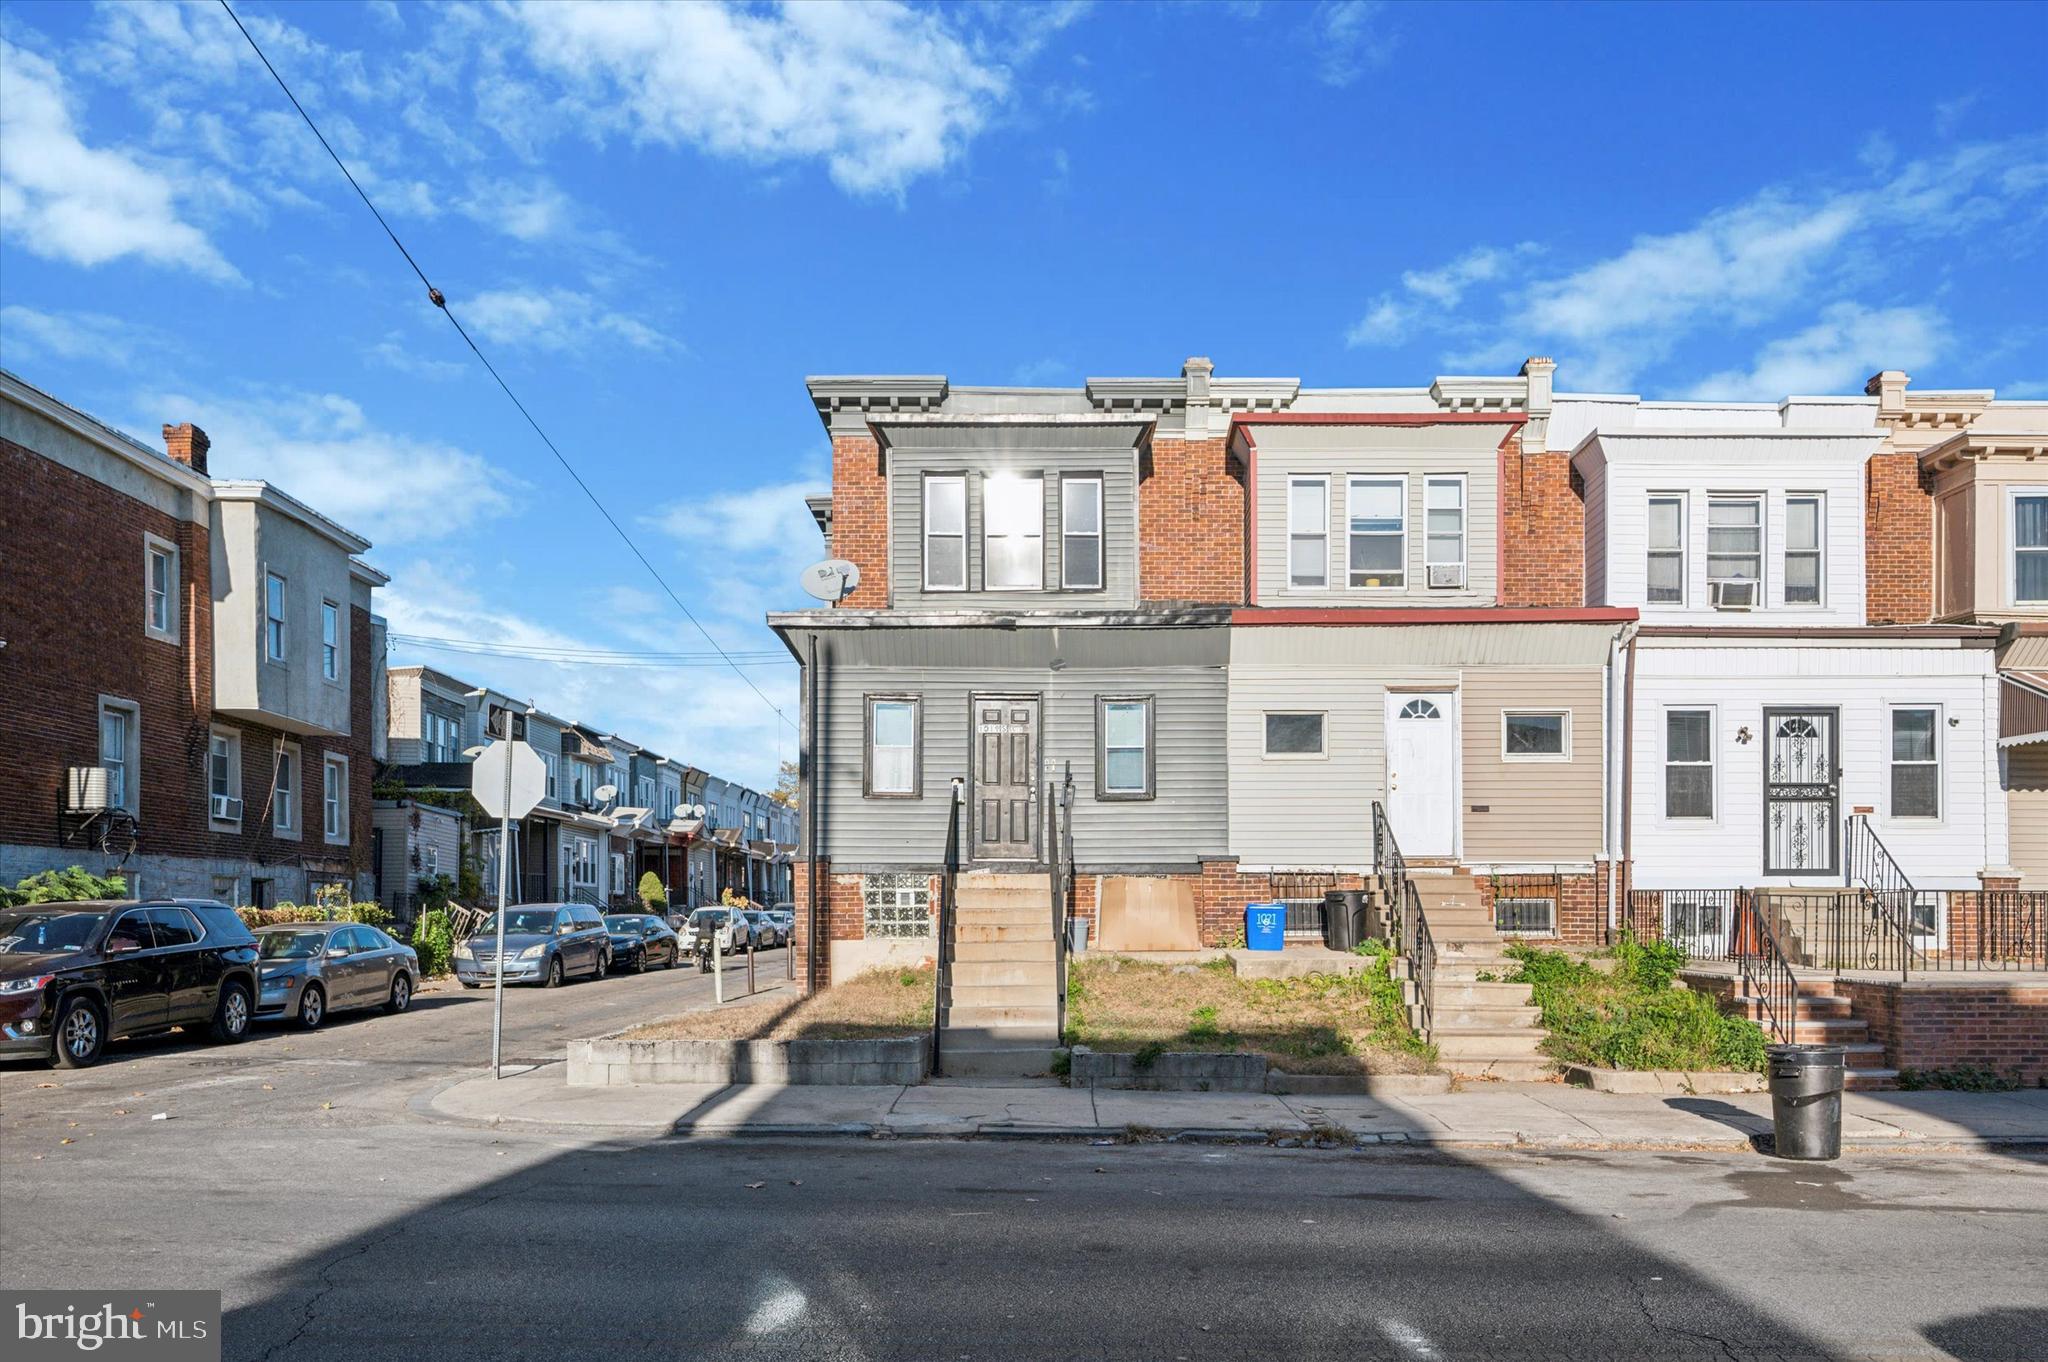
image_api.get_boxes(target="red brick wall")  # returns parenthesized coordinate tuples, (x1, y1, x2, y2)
(1476, 869, 1609, 946)
(1140, 437, 1245, 604)
(1498, 435, 1586, 607)
(1865, 451, 1934, 624)
(1834, 978, 2048, 1085)
(828, 434, 889, 609)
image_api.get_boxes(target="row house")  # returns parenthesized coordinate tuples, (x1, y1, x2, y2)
(1, 370, 384, 907)
(774, 357, 2043, 988)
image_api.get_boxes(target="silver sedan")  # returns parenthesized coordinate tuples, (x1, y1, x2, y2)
(254, 923, 420, 1029)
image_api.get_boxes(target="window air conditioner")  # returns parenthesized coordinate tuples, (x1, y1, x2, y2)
(66, 767, 111, 812)
(211, 793, 244, 822)
(1710, 580, 1758, 610)
(1427, 564, 1466, 589)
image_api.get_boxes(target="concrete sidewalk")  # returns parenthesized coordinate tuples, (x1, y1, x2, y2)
(425, 1068, 2048, 1151)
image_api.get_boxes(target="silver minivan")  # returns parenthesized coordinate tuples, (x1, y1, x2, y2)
(454, 904, 611, 988)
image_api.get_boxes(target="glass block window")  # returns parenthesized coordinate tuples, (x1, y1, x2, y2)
(863, 873, 932, 938)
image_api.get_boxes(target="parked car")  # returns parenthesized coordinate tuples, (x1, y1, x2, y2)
(680, 908, 743, 960)
(453, 904, 610, 988)
(254, 923, 420, 1028)
(0, 899, 260, 1069)
(741, 910, 782, 949)
(603, 914, 680, 972)
(766, 904, 795, 936)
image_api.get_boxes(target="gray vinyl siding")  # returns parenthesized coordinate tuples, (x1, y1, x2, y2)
(1581, 453, 1607, 607)
(806, 626, 1226, 869)
(887, 448, 1140, 610)
(1252, 422, 1504, 605)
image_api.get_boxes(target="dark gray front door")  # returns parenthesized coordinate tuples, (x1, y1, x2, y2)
(972, 696, 1039, 860)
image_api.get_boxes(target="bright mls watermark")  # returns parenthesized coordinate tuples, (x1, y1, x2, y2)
(6, 1292, 219, 1360)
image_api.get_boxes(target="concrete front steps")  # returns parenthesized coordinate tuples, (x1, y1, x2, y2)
(1724, 980, 1898, 1090)
(939, 872, 1059, 1079)
(1399, 873, 1556, 1081)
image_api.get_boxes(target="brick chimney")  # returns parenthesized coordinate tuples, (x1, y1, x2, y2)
(163, 422, 210, 475)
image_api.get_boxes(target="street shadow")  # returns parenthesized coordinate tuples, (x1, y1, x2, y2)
(1666, 1097, 1774, 1153)
(1922, 1307, 2048, 1361)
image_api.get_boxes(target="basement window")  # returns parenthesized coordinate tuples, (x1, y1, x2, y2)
(862, 873, 932, 938)
(1494, 897, 1556, 935)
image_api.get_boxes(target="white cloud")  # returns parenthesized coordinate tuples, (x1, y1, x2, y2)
(456, 176, 573, 242)
(1347, 245, 1532, 348)
(0, 305, 164, 368)
(1314, 1, 1394, 88)
(0, 39, 240, 282)
(140, 387, 521, 545)
(650, 477, 827, 556)
(509, 0, 1015, 195)
(366, 332, 466, 381)
(460, 287, 674, 354)
(1689, 304, 1946, 401)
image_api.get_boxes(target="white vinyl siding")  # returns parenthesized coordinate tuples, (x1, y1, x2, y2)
(923, 475, 967, 591)
(1346, 475, 1406, 589)
(1288, 477, 1328, 589)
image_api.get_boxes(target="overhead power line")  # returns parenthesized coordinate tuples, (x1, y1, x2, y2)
(219, 0, 795, 732)
(388, 631, 794, 668)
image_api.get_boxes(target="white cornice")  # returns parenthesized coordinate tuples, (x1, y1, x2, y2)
(1429, 375, 1526, 411)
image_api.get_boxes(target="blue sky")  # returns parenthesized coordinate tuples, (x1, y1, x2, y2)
(3, 0, 2044, 786)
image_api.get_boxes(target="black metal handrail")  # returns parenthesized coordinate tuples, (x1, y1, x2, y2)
(1046, 763, 1076, 1044)
(1971, 891, 2048, 969)
(1372, 801, 1433, 1037)
(932, 777, 963, 1077)
(1845, 814, 1921, 980)
(1731, 890, 1800, 1045)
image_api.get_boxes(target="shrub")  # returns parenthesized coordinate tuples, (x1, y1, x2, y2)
(233, 901, 391, 930)
(410, 909, 456, 977)
(1898, 1065, 2022, 1093)
(2, 867, 128, 907)
(637, 872, 668, 912)
(1611, 932, 1688, 992)
(417, 874, 455, 912)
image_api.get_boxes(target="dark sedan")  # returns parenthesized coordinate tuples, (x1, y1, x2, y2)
(602, 914, 681, 972)
(0, 900, 260, 1068)
(255, 923, 420, 1028)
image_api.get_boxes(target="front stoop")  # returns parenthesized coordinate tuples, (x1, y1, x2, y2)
(1724, 981, 1898, 1090)
(939, 872, 1059, 1080)
(1399, 873, 1556, 1081)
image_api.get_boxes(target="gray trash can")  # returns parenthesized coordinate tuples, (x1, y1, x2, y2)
(1766, 1043, 1845, 1160)
(1068, 917, 1089, 956)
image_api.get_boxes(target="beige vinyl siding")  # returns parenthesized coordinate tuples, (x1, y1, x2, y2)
(2009, 745, 2048, 887)
(1460, 668, 1605, 863)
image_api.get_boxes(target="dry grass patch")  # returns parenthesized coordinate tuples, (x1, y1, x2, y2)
(1067, 952, 1437, 1075)
(618, 966, 934, 1043)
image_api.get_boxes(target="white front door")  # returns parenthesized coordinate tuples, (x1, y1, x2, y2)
(1384, 691, 1457, 857)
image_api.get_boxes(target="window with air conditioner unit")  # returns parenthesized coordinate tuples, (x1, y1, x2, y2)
(1424, 476, 1465, 589)
(1710, 579, 1758, 610)
(209, 728, 243, 827)
(94, 697, 140, 814)
(1706, 496, 1762, 609)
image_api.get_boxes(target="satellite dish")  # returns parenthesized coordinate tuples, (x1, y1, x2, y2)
(800, 558, 861, 603)
(593, 784, 619, 805)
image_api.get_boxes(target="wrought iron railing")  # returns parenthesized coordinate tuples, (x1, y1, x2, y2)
(1372, 801, 1433, 1037)
(1965, 891, 2048, 969)
(931, 777, 964, 1077)
(1732, 892, 1801, 1045)
(1844, 814, 1922, 980)
(1624, 888, 1744, 959)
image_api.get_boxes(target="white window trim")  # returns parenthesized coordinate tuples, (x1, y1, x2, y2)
(1060, 474, 1105, 591)
(922, 474, 968, 592)
(1661, 705, 1718, 823)
(320, 599, 342, 683)
(264, 570, 289, 664)
(2012, 487, 2048, 606)
(208, 725, 243, 829)
(143, 533, 179, 644)
(1286, 475, 1330, 591)
(1886, 703, 1943, 823)
(1647, 493, 1687, 607)
(1262, 710, 1329, 760)
(323, 753, 350, 845)
(1501, 709, 1572, 764)
(274, 740, 300, 840)
(541, 751, 559, 799)
(867, 696, 920, 797)
(1705, 493, 1765, 588)
(1423, 474, 1467, 575)
(1346, 473, 1409, 591)
(1099, 696, 1152, 797)
(981, 472, 1045, 592)
(96, 695, 141, 817)
(1782, 492, 1826, 608)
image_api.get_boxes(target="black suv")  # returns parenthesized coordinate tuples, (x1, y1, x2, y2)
(0, 899, 261, 1068)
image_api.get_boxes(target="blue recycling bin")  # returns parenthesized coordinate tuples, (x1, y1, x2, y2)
(1245, 903, 1286, 952)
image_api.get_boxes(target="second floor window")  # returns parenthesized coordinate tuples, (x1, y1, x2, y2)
(145, 539, 176, 640)
(923, 475, 967, 591)
(1647, 495, 1685, 603)
(541, 752, 558, 798)
(1425, 476, 1465, 585)
(265, 572, 288, 661)
(321, 601, 340, 679)
(1348, 476, 1406, 589)
(1288, 477, 1328, 589)
(1784, 495, 1823, 605)
(2017, 492, 2048, 604)
(424, 712, 460, 763)
(1061, 475, 1103, 590)
(1706, 497, 1762, 587)
(983, 473, 1044, 590)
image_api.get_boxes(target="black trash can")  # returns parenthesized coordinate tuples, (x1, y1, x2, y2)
(1766, 1043, 1845, 1160)
(1321, 890, 1367, 952)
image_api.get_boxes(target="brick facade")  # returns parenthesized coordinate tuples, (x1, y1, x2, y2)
(828, 434, 888, 609)
(1139, 436, 1245, 604)
(1864, 450, 1934, 624)
(1832, 978, 2048, 1085)
(0, 432, 375, 904)
(1497, 435, 1586, 607)
(1475, 868, 1610, 947)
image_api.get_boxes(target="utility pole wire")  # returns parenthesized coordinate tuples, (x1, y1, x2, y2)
(219, 0, 794, 732)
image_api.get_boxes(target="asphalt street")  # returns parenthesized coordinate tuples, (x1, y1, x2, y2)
(3, 950, 2045, 1362)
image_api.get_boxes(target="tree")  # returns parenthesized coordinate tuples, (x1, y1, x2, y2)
(769, 759, 799, 809)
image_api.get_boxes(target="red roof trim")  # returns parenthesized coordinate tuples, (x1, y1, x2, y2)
(1232, 412, 1526, 427)
(1233, 607, 1638, 626)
